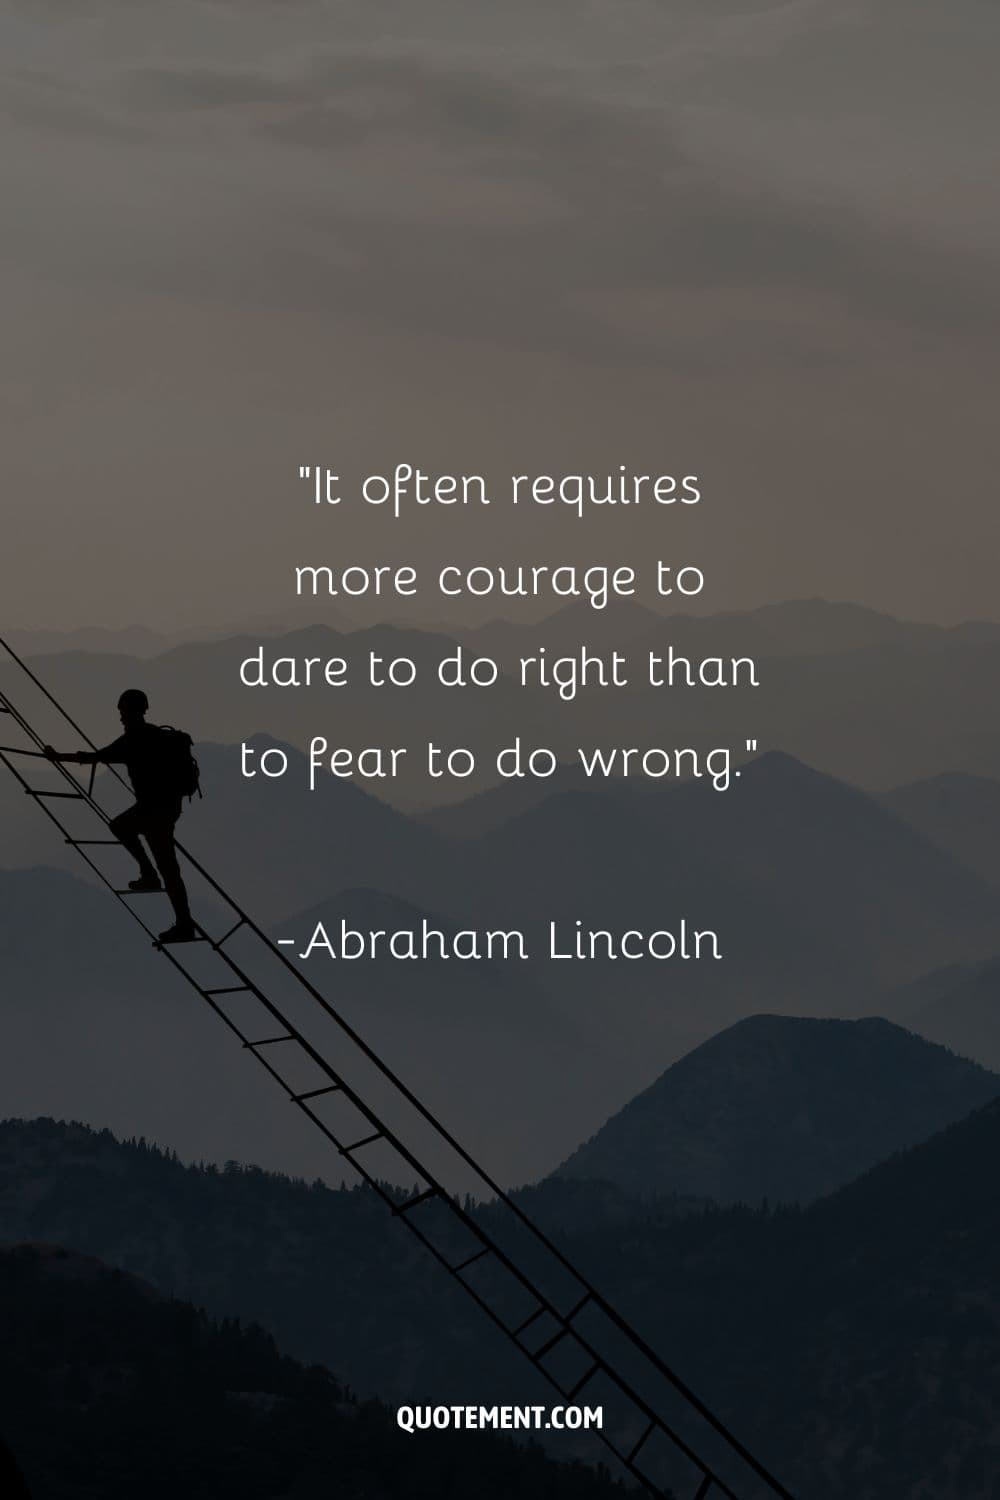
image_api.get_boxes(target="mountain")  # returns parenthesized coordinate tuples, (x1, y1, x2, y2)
(0, 736, 454, 923)
(427, 754, 1000, 861)
(881, 957, 983, 1019)
(0, 1241, 621, 1500)
(2, 603, 357, 661)
(553, 1015, 1000, 1203)
(632, 598, 1000, 659)
(0, 864, 161, 999)
(462, 599, 1000, 667)
(564, 1094, 1000, 1500)
(185, 738, 453, 922)
(465, 753, 1000, 1003)
(7, 610, 1000, 813)
(7, 1106, 1000, 1498)
(640, 752, 1000, 987)
(0, 623, 529, 811)
(450, 600, 624, 659)
(0, 864, 617, 1191)
(459, 599, 664, 659)
(881, 771, 1000, 887)
(0, 867, 379, 1188)
(0, 1118, 532, 1407)
(420, 763, 598, 838)
(268, 887, 591, 1184)
(903, 956, 1000, 1072)
(3, 625, 171, 658)
(0, 719, 472, 912)
(5, 747, 1000, 1191)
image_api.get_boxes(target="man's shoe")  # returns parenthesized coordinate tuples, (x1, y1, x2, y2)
(156, 923, 198, 945)
(128, 875, 162, 893)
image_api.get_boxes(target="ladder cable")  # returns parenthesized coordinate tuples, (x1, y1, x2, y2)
(0, 634, 796, 1500)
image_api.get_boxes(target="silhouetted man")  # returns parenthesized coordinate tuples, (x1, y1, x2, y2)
(45, 690, 196, 944)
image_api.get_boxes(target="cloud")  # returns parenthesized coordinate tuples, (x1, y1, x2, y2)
(5, 39, 983, 372)
(1, 0, 999, 630)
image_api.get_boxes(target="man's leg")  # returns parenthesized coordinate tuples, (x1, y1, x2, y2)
(109, 805, 159, 885)
(143, 812, 194, 934)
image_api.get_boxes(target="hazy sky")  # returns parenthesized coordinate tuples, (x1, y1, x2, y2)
(2, 0, 999, 630)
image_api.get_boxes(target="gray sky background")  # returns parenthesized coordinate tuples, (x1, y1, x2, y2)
(2, 0, 999, 631)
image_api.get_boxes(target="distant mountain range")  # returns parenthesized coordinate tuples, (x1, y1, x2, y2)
(458, 750, 1000, 991)
(6, 596, 1000, 1497)
(4, 741, 1000, 1187)
(12, 999, 997, 1403)
(881, 771, 1000, 888)
(0, 866, 342, 1187)
(463, 597, 1000, 665)
(5, 1094, 1000, 1499)
(5, 600, 1000, 810)
(580, 1094, 1000, 1500)
(553, 1014, 1000, 1203)
(897, 956, 1000, 1073)
(10, 597, 1000, 666)
(1, 602, 358, 659)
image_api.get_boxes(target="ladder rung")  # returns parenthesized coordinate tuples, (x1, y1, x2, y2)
(213, 917, 246, 949)
(566, 1362, 600, 1400)
(452, 1247, 490, 1274)
(532, 1325, 570, 1363)
(563, 1292, 591, 1324)
(341, 1131, 382, 1154)
(392, 1186, 438, 1216)
(114, 888, 160, 896)
(626, 1420, 656, 1466)
(1, 656, 799, 1500)
(513, 1305, 547, 1339)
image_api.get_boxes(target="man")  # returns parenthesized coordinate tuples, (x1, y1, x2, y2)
(45, 690, 196, 944)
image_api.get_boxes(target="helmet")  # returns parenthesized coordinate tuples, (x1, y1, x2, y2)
(117, 689, 149, 714)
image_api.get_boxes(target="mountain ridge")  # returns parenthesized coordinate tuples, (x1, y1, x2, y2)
(554, 1014, 1000, 1203)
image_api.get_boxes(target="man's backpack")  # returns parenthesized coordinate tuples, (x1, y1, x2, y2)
(156, 725, 202, 801)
